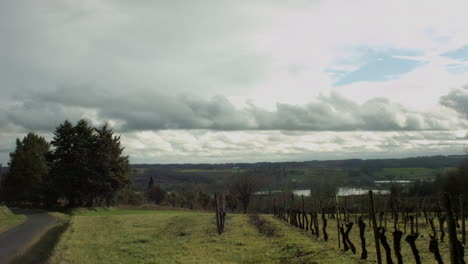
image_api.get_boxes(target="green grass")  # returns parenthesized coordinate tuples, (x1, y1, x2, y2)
(50, 212, 71, 221)
(70, 207, 195, 216)
(0, 205, 27, 233)
(26, 209, 459, 264)
(48, 210, 359, 264)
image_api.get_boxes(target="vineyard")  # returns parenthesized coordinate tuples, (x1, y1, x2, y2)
(266, 191, 467, 263)
(214, 191, 467, 264)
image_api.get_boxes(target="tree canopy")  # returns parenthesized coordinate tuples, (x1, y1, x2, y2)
(50, 120, 130, 207)
(0, 133, 50, 205)
(1, 119, 130, 207)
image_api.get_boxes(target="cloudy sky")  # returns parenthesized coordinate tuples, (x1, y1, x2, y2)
(1, 0, 468, 164)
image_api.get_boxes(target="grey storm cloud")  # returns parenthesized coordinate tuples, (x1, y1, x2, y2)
(440, 86, 468, 118)
(2, 86, 460, 132)
(6, 100, 87, 132)
(1, 1, 465, 133)
(0, 0, 273, 98)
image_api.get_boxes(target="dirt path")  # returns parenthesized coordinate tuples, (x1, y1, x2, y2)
(0, 209, 55, 264)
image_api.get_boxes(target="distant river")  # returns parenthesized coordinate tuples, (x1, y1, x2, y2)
(337, 187, 390, 196)
(255, 188, 389, 197)
(254, 189, 311, 196)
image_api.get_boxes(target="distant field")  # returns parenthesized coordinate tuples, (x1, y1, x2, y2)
(129, 157, 465, 191)
(283, 168, 348, 183)
(48, 210, 360, 264)
(374, 167, 453, 180)
(0, 206, 27, 233)
(178, 169, 245, 173)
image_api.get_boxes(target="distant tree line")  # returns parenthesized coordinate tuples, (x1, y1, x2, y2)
(135, 172, 260, 213)
(398, 156, 468, 197)
(130, 155, 466, 171)
(0, 119, 130, 207)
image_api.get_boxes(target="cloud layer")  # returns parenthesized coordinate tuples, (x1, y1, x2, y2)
(3, 87, 464, 132)
(440, 86, 468, 118)
(1, 0, 468, 163)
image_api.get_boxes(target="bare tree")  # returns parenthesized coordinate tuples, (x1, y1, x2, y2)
(229, 172, 258, 214)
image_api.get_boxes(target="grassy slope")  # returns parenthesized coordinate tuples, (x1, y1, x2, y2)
(70, 207, 193, 216)
(0, 205, 27, 233)
(48, 211, 358, 264)
(45, 209, 460, 264)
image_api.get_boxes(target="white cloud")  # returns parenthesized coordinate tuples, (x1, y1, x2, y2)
(121, 130, 468, 164)
(335, 62, 468, 110)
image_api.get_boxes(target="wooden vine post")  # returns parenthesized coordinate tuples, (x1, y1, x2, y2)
(369, 190, 382, 264)
(444, 193, 465, 264)
(215, 193, 226, 235)
(378, 227, 393, 264)
(215, 193, 220, 234)
(429, 234, 444, 264)
(461, 195, 466, 246)
(335, 195, 341, 249)
(322, 210, 328, 241)
(301, 194, 306, 230)
(358, 216, 367, 259)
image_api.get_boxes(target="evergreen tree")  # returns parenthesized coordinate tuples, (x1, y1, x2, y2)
(92, 123, 130, 206)
(1, 133, 50, 205)
(50, 120, 129, 207)
(146, 184, 166, 204)
(50, 120, 95, 206)
(147, 176, 154, 189)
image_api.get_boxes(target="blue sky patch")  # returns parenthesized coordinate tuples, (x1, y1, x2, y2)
(446, 63, 468, 74)
(442, 45, 468, 61)
(329, 48, 426, 86)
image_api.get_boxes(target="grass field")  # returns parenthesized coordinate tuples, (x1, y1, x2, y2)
(70, 207, 194, 216)
(14, 208, 462, 264)
(0, 206, 27, 233)
(46, 210, 361, 264)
